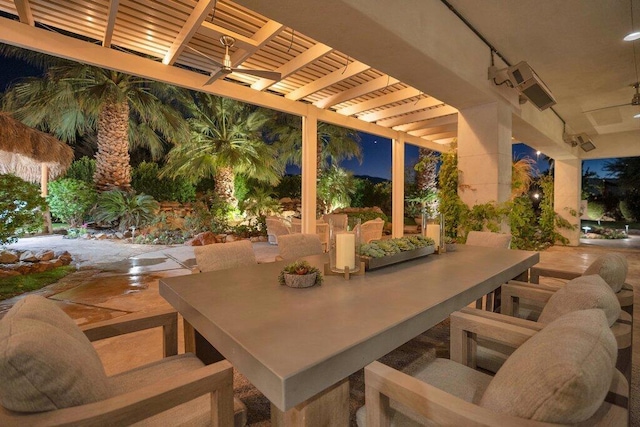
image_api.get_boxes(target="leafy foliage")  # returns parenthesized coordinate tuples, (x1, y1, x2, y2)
(0, 174, 46, 245)
(240, 185, 282, 217)
(437, 142, 466, 238)
(619, 200, 636, 222)
(586, 201, 606, 221)
(183, 194, 232, 234)
(605, 157, 640, 221)
(64, 156, 96, 184)
(274, 175, 301, 199)
(131, 161, 195, 203)
(351, 179, 392, 215)
(47, 178, 97, 226)
(317, 165, 355, 214)
(93, 189, 159, 231)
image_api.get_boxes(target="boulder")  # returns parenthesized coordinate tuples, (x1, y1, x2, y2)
(115, 232, 125, 239)
(0, 250, 18, 264)
(19, 251, 38, 262)
(0, 270, 20, 278)
(95, 233, 107, 240)
(58, 252, 73, 265)
(36, 250, 55, 262)
(185, 231, 217, 246)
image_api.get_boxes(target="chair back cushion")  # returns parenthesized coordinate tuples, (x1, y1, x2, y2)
(0, 296, 110, 412)
(584, 253, 628, 293)
(538, 274, 621, 326)
(278, 234, 323, 260)
(465, 231, 511, 248)
(480, 309, 617, 423)
(194, 240, 257, 272)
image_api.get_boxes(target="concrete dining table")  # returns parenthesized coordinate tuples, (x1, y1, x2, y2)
(159, 245, 539, 426)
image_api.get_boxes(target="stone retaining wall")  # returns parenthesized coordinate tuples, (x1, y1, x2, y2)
(0, 250, 73, 277)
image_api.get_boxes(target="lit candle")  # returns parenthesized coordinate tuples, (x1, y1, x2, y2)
(335, 232, 355, 270)
(425, 224, 441, 248)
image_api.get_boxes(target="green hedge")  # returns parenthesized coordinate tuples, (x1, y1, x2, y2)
(131, 162, 195, 203)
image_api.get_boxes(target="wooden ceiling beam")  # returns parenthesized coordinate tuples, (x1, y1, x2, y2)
(377, 106, 458, 127)
(285, 60, 370, 101)
(252, 43, 333, 91)
(393, 114, 458, 132)
(407, 124, 457, 137)
(102, 0, 119, 48)
(199, 21, 258, 50)
(337, 87, 420, 116)
(358, 97, 443, 122)
(162, 0, 217, 65)
(314, 74, 399, 109)
(13, 0, 34, 26)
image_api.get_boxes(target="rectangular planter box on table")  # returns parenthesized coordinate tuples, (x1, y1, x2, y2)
(361, 245, 435, 271)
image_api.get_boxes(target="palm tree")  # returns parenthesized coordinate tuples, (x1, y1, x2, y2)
(0, 45, 189, 191)
(269, 113, 362, 174)
(162, 93, 283, 207)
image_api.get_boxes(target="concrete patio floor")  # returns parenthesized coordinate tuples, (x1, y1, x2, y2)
(1, 235, 639, 425)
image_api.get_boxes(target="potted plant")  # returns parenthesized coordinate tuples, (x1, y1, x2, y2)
(278, 260, 323, 288)
(444, 236, 457, 252)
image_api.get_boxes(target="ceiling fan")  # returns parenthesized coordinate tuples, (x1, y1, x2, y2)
(187, 35, 281, 86)
(583, 82, 640, 114)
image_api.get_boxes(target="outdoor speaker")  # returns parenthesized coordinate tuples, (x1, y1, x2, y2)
(506, 61, 557, 111)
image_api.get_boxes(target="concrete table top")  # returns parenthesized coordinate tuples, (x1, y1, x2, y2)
(159, 245, 538, 411)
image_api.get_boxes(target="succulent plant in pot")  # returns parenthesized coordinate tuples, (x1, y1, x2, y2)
(278, 260, 323, 288)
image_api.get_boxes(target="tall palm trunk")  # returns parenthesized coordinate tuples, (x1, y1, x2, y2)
(215, 166, 237, 208)
(94, 101, 131, 191)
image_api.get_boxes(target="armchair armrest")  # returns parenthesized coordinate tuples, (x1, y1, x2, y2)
(81, 307, 178, 357)
(529, 265, 581, 284)
(1, 360, 235, 427)
(450, 308, 541, 368)
(501, 281, 557, 317)
(364, 361, 545, 427)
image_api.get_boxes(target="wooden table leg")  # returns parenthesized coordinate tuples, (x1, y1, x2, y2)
(271, 378, 350, 426)
(184, 320, 226, 365)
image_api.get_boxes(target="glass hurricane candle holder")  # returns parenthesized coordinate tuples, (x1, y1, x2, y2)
(330, 218, 361, 274)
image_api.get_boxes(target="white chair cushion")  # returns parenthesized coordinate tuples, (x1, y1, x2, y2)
(538, 274, 621, 326)
(480, 309, 617, 424)
(0, 317, 110, 412)
(584, 253, 628, 293)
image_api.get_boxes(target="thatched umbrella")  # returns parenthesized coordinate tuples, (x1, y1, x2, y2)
(0, 112, 74, 183)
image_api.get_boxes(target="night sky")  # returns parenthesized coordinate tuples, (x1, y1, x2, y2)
(0, 55, 615, 180)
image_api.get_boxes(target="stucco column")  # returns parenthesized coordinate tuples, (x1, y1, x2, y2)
(554, 159, 581, 246)
(391, 134, 405, 238)
(457, 101, 512, 209)
(301, 109, 317, 234)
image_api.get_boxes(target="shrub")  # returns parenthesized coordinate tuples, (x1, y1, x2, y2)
(619, 200, 636, 222)
(0, 174, 46, 245)
(94, 189, 159, 231)
(47, 178, 97, 226)
(184, 192, 232, 234)
(274, 174, 301, 199)
(131, 161, 196, 203)
(586, 200, 605, 221)
(64, 156, 95, 184)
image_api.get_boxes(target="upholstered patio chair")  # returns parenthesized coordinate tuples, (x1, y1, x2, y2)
(358, 309, 627, 426)
(482, 274, 632, 378)
(276, 233, 323, 261)
(316, 221, 330, 252)
(289, 217, 302, 233)
(322, 213, 348, 232)
(0, 295, 243, 426)
(193, 239, 257, 273)
(361, 218, 384, 243)
(465, 230, 512, 248)
(265, 216, 291, 245)
(529, 253, 633, 312)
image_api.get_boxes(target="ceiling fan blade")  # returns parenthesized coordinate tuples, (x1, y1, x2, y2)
(231, 68, 281, 80)
(204, 70, 225, 86)
(583, 103, 632, 114)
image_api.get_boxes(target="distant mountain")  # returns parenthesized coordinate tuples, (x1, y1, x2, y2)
(354, 175, 390, 184)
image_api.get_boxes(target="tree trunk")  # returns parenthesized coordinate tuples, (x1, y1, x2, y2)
(94, 101, 132, 191)
(215, 166, 237, 208)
